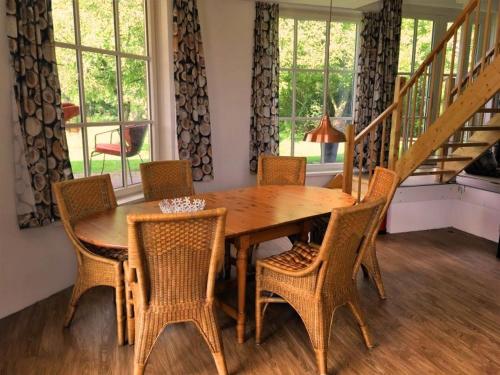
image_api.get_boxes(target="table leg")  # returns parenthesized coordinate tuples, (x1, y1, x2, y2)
(236, 236, 250, 344)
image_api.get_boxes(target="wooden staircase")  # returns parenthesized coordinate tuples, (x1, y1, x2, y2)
(341, 0, 500, 199)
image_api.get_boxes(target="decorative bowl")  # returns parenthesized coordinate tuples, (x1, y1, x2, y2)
(159, 197, 206, 214)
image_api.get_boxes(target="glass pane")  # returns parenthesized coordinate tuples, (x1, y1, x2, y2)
(56, 47, 81, 123)
(295, 119, 321, 164)
(279, 17, 294, 68)
(414, 20, 434, 70)
(52, 0, 75, 44)
(119, 0, 147, 55)
(279, 70, 292, 117)
(65, 127, 85, 179)
(87, 125, 123, 188)
(328, 71, 354, 117)
(398, 18, 415, 74)
(296, 20, 326, 69)
(79, 0, 115, 50)
(296, 71, 323, 117)
(124, 124, 150, 185)
(122, 58, 149, 121)
(82, 52, 118, 122)
(279, 120, 292, 156)
(329, 21, 357, 70)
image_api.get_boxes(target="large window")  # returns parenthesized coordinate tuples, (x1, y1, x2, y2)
(279, 16, 358, 165)
(53, 0, 153, 189)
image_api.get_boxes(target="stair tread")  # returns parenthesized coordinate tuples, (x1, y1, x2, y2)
(443, 141, 490, 147)
(412, 167, 456, 176)
(459, 126, 500, 131)
(426, 155, 473, 162)
(477, 108, 500, 113)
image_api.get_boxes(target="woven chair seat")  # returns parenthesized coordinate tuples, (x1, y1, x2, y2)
(261, 242, 318, 271)
(84, 242, 128, 262)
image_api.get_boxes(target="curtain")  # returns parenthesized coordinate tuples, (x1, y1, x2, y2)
(6, 0, 74, 229)
(172, 0, 213, 181)
(353, 0, 402, 169)
(249, 2, 279, 173)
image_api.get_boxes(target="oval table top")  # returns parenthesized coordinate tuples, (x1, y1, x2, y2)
(74, 185, 356, 250)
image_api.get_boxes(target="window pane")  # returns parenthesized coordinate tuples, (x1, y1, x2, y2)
(82, 52, 118, 122)
(119, 0, 147, 55)
(279, 70, 292, 117)
(329, 21, 357, 70)
(398, 18, 415, 73)
(296, 71, 323, 117)
(65, 127, 85, 179)
(79, 0, 115, 50)
(124, 124, 150, 185)
(56, 47, 81, 123)
(328, 71, 354, 117)
(122, 58, 149, 121)
(324, 140, 345, 163)
(296, 20, 326, 69)
(87, 125, 123, 188)
(279, 120, 292, 156)
(52, 0, 75, 44)
(295, 120, 321, 164)
(414, 20, 434, 70)
(279, 18, 294, 68)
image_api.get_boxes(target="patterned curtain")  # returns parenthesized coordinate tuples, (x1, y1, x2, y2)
(6, 0, 74, 229)
(249, 2, 279, 173)
(173, 0, 213, 181)
(353, 0, 402, 169)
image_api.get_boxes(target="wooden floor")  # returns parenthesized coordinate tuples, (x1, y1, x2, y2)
(1, 228, 499, 375)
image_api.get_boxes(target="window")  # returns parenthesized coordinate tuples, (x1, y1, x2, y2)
(279, 16, 358, 165)
(53, 0, 153, 189)
(398, 17, 434, 78)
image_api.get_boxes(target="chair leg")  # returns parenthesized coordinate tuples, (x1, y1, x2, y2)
(115, 282, 126, 346)
(64, 277, 89, 327)
(314, 349, 328, 375)
(255, 286, 263, 345)
(100, 153, 106, 175)
(194, 307, 228, 375)
(133, 315, 157, 375)
(125, 279, 135, 345)
(127, 158, 133, 184)
(362, 243, 386, 300)
(347, 290, 374, 349)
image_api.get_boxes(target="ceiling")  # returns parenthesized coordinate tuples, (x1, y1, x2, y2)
(271, 0, 468, 11)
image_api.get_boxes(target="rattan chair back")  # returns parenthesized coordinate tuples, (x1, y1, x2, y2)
(362, 167, 399, 228)
(257, 155, 306, 186)
(140, 160, 194, 201)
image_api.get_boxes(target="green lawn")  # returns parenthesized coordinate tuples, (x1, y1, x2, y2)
(70, 159, 146, 175)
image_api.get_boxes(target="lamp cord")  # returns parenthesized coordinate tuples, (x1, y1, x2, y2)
(323, 0, 333, 116)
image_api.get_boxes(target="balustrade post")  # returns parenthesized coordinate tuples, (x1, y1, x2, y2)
(388, 76, 406, 170)
(342, 124, 354, 195)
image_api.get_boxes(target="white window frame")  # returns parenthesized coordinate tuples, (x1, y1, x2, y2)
(54, 0, 157, 196)
(278, 8, 361, 174)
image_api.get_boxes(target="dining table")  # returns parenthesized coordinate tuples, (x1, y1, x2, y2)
(74, 185, 356, 343)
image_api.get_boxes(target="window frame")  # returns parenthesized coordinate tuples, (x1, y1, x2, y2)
(278, 9, 361, 173)
(54, 0, 157, 195)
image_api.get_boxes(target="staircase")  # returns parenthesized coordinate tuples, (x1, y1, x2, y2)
(342, 0, 500, 200)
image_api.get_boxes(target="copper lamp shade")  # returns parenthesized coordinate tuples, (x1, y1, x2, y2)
(303, 114, 346, 143)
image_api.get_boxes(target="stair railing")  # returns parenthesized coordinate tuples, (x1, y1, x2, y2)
(342, 0, 499, 199)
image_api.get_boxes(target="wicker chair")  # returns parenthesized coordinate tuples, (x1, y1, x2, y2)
(255, 198, 385, 375)
(125, 208, 228, 375)
(311, 167, 399, 299)
(53, 175, 127, 345)
(257, 155, 307, 186)
(359, 167, 399, 299)
(140, 160, 194, 201)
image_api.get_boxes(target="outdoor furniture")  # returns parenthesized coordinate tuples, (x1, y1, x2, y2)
(140, 160, 194, 201)
(90, 124, 148, 184)
(73, 185, 356, 343)
(257, 155, 307, 186)
(255, 198, 385, 375)
(125, 208, 228, 375)
(53, 174, 127, 345)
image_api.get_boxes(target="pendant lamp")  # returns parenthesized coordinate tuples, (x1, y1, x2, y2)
(303, 0, 346, 143)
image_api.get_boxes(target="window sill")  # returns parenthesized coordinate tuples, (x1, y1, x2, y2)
(306, 162, 343, 177)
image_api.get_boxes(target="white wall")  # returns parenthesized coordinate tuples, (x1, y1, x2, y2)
(388, 184, 500, 242)
(0, 1, 76, 319)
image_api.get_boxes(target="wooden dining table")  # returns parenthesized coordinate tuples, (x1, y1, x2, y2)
(74, 185, 356, 343)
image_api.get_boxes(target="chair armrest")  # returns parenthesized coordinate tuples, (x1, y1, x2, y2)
(94, 129, 120, 147)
